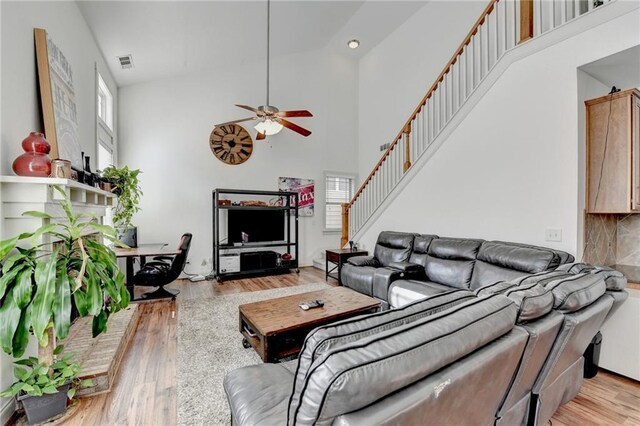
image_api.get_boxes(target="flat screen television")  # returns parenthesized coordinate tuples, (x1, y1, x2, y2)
(227, 209, 286, 243)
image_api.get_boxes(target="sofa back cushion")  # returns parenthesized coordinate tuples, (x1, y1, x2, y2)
(289, 295, 518, 425)
(475, 281, 554, 323)
(424, 238, 483, 289)
(408, 234, 439, 267)
(288, 289, 474, 424)
(470, 241, 564, 290)
(374, 231, 415, 267)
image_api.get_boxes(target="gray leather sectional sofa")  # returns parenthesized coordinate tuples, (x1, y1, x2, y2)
(224, 231, 627, 426)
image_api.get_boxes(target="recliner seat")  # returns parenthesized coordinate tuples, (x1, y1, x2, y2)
(340, 231, 417, 308)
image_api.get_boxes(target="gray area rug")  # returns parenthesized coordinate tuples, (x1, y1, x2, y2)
(177, 283, 329, 426)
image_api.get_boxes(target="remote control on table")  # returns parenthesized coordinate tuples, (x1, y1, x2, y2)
(299, 300, 325, 311)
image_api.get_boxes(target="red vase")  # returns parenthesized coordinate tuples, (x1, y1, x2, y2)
(12, 132, 52, 177)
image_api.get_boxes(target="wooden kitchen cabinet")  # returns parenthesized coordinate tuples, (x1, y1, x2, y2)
(586, 88, 640, 213)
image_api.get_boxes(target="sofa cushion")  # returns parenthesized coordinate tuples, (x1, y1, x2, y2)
(388, 280, 461, 307)
(476, 281, 554, 323)
(289, 289, 475, 424)
(224, 363, 293, 426)
(346, 255, 379, 267)
(423, 238, 483, 289)
(543, 273, 607, 313)
(408, 234, 439, 267)
(374, 231, 415, 267)
(470, 262, 530, 291)
(470, 241, 562, 290)
(290, 295, 518, 425)
(557, 263, 627, 291)
(340, 264, 375, 296)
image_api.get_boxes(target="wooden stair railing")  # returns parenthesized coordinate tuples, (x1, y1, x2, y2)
(341, 0, 612, 247)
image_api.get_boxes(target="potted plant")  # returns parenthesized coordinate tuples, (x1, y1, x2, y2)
(0, 186, 129, 424)
(100, 165, 143, 247)
(0, 347, 92, 424)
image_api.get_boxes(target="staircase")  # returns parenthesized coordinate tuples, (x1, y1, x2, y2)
(341, 0, 616, 246)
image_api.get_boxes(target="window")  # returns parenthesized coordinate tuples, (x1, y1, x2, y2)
(97, 74, 113, 130)
(325, 174, 355, 231)
(96, 71, 115, 171)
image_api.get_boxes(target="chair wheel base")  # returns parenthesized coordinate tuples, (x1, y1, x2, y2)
(139, 286, 180, 301)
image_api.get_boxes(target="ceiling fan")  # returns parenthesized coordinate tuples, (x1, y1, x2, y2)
(215, 0, 312, 140)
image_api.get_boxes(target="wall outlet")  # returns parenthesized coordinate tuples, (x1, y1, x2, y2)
(545, 228, 562, 242)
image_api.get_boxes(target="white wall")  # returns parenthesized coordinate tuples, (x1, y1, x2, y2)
(118, 49, 358, 272)
(0, 2, 118, 423)
(0, 0, 118, 175)
(357, 1, 487, 181)
(355, 6, 640, 257)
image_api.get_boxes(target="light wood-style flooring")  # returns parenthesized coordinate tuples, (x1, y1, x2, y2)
(58, 267, 638, 425)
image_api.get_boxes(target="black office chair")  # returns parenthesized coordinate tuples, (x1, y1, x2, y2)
(133, 233, 192, 300)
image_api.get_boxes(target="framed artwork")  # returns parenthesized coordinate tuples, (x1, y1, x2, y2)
(278, 177, 314, 217)
(34, 28, 82, 169)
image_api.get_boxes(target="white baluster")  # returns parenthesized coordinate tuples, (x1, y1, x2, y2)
(494, 4, 500, 62)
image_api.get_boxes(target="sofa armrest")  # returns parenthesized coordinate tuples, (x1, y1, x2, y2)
(372, 267, 405, 301)
(388, 261, 423, 273)
(347, 256, 380, 267)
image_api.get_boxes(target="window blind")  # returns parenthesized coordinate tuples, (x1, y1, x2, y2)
(325, 175, 354, 230)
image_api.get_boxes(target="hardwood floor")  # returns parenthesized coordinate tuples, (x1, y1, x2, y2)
(58, 267, 638, 425)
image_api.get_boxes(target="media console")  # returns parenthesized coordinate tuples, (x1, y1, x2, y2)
(212, 189, 299, 282)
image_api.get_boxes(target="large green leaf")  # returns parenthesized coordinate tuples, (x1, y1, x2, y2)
(21, 211, 52, 219)
(12, 309, 31, 357)
(30, 251, 59, 346)
(0, 266, 25, 300)
(13, 268, 33, 309)
(30, 224, 57, 246)
(2, 252, 26, 274)
(86, 222, 116, 237)
(92, 310, 108, 338)
(85, 262, 103, 316)
(0, 236, 19, 260)
(52, 273, 72, 339)
(73, 289, 89, 316)
(0, 289, 22, 354)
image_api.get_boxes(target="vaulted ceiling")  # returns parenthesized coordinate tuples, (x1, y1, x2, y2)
(77, 1, 428, 87)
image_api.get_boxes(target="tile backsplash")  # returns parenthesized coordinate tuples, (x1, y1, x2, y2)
(617, 215, 640, 265)
(583, 214, 617, 266)
(583, 213, 640, 267)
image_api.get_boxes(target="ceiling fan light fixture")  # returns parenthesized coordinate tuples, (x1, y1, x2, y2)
(347, 39, 360, 49)
(254, 119, 283, 136)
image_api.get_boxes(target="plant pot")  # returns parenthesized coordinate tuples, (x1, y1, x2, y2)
(18, 383, 69, 425)
(117, 226, 138, 248)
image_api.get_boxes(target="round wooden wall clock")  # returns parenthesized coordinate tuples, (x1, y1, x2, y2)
(209, 124, 253, 165)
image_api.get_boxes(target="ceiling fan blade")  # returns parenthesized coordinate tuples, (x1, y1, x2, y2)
(235, 104, 259, 113)
(256, 131, 266, 140)
(275, 110, 313, 118)
(215, 117, 257, 127)
(276, 118, 312, 137)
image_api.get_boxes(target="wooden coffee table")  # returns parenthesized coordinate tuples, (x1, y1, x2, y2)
(239, 287, 380, 363)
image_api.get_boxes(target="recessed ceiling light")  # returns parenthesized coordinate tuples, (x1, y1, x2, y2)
(347, 39, 360, 49)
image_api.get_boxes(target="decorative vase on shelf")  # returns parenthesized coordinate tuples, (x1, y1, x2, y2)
(11, 132, 52, 177)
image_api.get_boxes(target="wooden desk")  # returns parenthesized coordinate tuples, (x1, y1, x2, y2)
(114, 244, 180, 299)
(325, 249, 368, 285)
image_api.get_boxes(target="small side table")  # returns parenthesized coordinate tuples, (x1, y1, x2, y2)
(326, 249, 368, 285)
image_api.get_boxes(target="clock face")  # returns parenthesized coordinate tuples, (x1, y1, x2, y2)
(209, 124, 253, 165)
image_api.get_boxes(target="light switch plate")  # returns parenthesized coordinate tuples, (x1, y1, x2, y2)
(545, 228, 562, 242)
